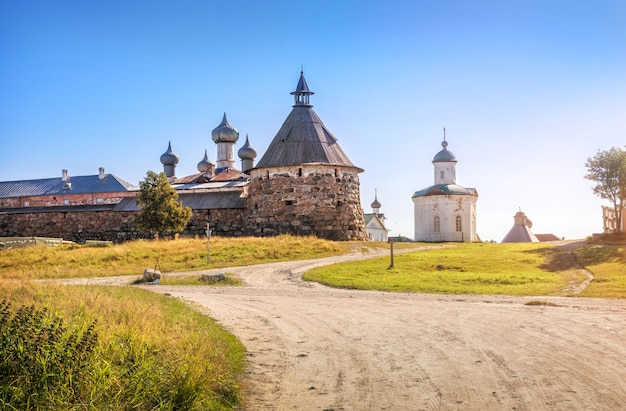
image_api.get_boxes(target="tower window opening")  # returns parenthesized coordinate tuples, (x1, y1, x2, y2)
(298, 167, 303, 177)
(456, 216, 462, 232)
(335, 168, 339, 177)
(285, 200, 294, 206)
(440, 170, 444, 180)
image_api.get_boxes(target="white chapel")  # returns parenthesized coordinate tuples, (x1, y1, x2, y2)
(412, 133, 479, 242)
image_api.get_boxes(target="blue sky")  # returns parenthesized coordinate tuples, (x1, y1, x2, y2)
(2, 0, 625, 241)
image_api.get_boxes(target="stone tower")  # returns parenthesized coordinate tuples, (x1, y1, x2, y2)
(247, 71, 367, 240)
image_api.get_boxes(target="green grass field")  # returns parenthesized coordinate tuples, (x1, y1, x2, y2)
(572, 243, 626, 298)
(304, 242, 593, 296)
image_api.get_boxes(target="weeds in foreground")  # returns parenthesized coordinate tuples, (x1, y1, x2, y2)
(0, 300, 98, 409)
(0, 283, 246, 410)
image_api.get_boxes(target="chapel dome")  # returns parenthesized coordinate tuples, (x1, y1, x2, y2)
(197, 149, 214, 173)
(238, 135, 257, 160)
(433, 139, 456, 162)
(160, 141, 179, 166)
(212, 113, 239, 144)
(371, 197, 381, 209)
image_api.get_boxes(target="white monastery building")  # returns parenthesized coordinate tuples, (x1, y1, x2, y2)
(412, 134, 479, 242)
(364, 190, 389, 241)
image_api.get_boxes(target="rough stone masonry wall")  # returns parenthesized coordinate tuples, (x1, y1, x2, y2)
(1, 191, 136, 209)
(0, 208, 249, 243)
(247, 165, 367, 240)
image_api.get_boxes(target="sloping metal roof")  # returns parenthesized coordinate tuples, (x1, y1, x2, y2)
(363, 213, 388, 231)
(0, 174, 136, 199)
(254, 106, 362, 170)
(501, 224, 540, 243)
(0, 204, 117, 214)
(412, 184, 478, 198)
(535, 233, 561, 242)
(114, 191, 246, 211)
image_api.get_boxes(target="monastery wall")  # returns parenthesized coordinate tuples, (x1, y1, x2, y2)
(0, 208, 249, 243)
(248, 165, 367, 241)
(0, 191, 136, 209)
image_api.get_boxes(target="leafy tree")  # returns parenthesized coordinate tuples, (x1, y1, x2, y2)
(135, 171, 192, 237)
(584, 147, 626, 233)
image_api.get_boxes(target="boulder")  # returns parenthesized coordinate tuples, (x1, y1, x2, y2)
(143, 268, 162, 282)
(201, 272, 226, 283)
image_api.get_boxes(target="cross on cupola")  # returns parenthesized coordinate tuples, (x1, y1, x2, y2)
(291, 70, 314, 107)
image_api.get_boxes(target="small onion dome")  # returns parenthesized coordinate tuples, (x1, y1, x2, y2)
(212, 113, 239, 144)
(433, 139, 456, 162)
(197, 149, 214, 173)
(238, 134, 257, 160)
(371, 197, 381, 209)
(160, 141, 179, 165)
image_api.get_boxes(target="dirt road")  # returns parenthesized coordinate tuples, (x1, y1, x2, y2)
(137, 247, 626, 410)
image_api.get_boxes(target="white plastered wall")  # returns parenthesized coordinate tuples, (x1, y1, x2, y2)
(413, 194, 478, 242)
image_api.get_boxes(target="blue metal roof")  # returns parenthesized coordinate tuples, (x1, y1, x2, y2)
(412, 184, 478, 198)
(113, 191, 246, 211)
(0, 174, 136, 199)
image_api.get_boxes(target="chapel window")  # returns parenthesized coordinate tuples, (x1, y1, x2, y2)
(434, 216, 441, 233)
(456, 216, 462, 232)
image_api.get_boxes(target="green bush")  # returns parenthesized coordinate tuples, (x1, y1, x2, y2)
(0, 299, 98, 409)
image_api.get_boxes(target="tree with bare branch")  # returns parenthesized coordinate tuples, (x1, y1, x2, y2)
(585, 147, 626, 233)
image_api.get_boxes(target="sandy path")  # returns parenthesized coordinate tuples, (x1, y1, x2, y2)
(130, 246, 626, 411)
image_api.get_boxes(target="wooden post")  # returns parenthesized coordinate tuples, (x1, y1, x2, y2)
(206, 223, 211, 264)
(388, 238, 395, 269)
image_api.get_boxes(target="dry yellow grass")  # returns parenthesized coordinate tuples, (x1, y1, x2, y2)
(0, 235, 350, 279)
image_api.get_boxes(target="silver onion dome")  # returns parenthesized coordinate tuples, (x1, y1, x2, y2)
(212, 113, 239, 144)
(160, 141, 179, 165)
(238, 134, 257, 160)
(197, 149, 214, 173)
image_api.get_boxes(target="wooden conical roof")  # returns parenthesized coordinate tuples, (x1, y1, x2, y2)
(255, 73, 361, 171)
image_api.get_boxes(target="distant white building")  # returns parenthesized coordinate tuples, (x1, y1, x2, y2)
(602, 205, 625, 233)
(501, 210, 539, 243)
(412, 135, 479, 242)
(364, 190, 389, 241)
